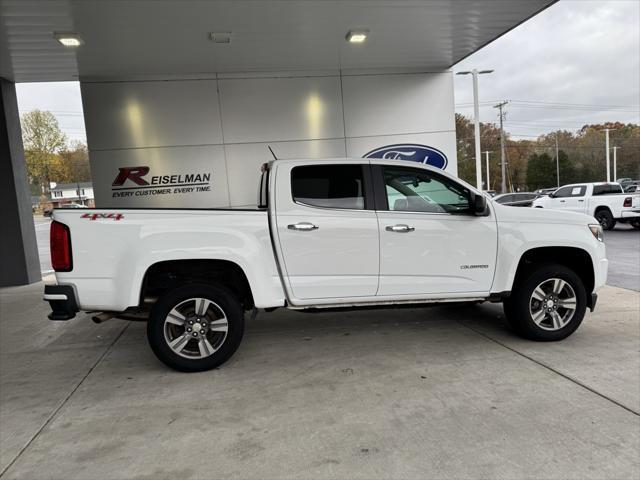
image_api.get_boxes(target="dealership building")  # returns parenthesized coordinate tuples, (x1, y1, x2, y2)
(1, 0, 555, 286)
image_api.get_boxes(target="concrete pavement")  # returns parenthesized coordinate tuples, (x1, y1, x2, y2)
(0, 282, 638, 479)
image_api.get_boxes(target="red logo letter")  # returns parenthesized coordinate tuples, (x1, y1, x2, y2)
(112, 166, 150, 186)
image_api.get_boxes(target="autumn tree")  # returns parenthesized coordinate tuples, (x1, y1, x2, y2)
(55, 143, 92, 183)
(21, 110, 67, 195)
(455, 114, 502, 189)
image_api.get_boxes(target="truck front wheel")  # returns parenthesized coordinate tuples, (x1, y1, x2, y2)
(503, 264, 587, 341)
(147, 283, 245, 372)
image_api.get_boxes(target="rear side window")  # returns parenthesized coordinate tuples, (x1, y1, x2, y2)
(570, 186, 586, 197)
(593, 184, 623, 195)
(291, 165, 365, 210)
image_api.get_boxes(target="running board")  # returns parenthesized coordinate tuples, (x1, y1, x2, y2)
(286, 297, 486, 311)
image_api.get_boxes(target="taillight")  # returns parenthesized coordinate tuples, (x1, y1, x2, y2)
(623, 197, 632, 208)
(51, 221, 72, 272)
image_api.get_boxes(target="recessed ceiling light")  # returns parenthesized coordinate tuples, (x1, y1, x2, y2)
(346, 30, 368, 43)
(209, 32, 232, 44)
(53, 32, 83, 47)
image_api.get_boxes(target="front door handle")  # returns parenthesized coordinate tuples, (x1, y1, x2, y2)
(578, 199, 584, 202)
(386, 224, 415, 233)
(288, 222, 319, 231)
(559, 200, 566, 203)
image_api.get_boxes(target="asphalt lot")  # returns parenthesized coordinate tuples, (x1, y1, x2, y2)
(603, 224, 640, 291)
(1, 282, 638, 479)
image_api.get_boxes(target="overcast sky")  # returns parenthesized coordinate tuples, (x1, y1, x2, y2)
(15, 0, 640, 143)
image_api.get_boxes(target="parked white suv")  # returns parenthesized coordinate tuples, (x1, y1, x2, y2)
(532, 182, 640, 230)
(45, 159, 608, 371)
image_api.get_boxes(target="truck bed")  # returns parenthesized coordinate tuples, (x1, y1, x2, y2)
(51, 208, 285, 311)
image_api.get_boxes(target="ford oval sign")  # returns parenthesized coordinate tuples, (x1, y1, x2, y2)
(364, 144, 448, 169)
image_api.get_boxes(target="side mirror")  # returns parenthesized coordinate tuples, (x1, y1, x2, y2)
(548, 192, 555, 198)
(472, 193, 489, 216)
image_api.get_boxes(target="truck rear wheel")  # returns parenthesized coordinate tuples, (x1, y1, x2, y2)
(503, 264, 587, 341)
(147, 283, 244, 372)
(594, 209, 616, 230)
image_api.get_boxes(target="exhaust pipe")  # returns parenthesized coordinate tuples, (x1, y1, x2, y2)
(92, 312, 115, 324)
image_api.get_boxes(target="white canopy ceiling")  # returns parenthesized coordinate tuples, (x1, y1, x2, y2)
(0, 0, 555, 82)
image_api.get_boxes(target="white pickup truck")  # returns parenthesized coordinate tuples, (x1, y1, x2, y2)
(532, 182, 640, 230)
(45, 159, 608, 371)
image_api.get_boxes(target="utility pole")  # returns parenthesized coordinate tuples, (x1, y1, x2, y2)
(456, 69, 494, 190)
(612, 146, 620, 182)
(494, 101, 509, 193)
(483, 151, 491, 190)
(602, 128, 616, 182)
(555, 132, 560, 188)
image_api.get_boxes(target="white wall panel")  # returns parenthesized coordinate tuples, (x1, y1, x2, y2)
(225, 139, 347, 207)
(342, 73, 455, 138)
(346, 131, 458, 176)
(218, 76, 344, 143)
(90, 145, 229, 208)
(82, 71, 458, 209)
(81, 80, 223, 150)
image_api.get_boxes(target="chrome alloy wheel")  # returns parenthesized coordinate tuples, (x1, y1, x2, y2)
(163, 298, 229, 359)
(529, 278, 577, 331)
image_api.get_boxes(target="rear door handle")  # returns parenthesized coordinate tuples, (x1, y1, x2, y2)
(386, 224, 415, 233)
(578, 199, 584, 202)
(288, 222, 319, 231)
(559, 200, 566, 203)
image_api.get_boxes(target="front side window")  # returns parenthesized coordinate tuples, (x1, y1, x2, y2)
(383, 166, 471, 214)
(553, 186, 573, 198)
(291, 164, 365, 210)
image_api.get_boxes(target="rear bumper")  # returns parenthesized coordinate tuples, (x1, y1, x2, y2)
(620, 209, 640, 219)
(44, 284, 79, 320)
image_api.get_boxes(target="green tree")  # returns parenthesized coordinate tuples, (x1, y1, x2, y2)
(557, 149, 577, 185)
(21, 110, 67, 195)
(526, 153, 556, 190)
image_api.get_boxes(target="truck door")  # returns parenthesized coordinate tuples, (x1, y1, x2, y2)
(566, 185, 587, 213)
(273, 162, 379, 300)
(373, 163, 498, 296)
(547, 185, 574, 210)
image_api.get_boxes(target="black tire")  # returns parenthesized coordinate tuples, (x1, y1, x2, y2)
(503, 263, 587, 341)
(147, 283, 244, 372)
(594, 209, 616, 230)
(630, 219, 640, 230)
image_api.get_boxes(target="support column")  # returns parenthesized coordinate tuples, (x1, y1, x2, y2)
(0, 78, 41, 286)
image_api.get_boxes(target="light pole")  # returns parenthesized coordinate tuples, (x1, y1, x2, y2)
(555, 132, 560, 188)
(457, 69, 494, 190)
(602, 128, 616, 182)
(483, 151, 491, 190)
(612, 146, 620, 182)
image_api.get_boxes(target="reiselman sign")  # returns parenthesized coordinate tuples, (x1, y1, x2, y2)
(111, 166, 212, 199)
(364, 144, 448, 169)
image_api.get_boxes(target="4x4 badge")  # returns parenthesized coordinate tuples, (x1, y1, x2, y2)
(81, 213, 124, 221)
